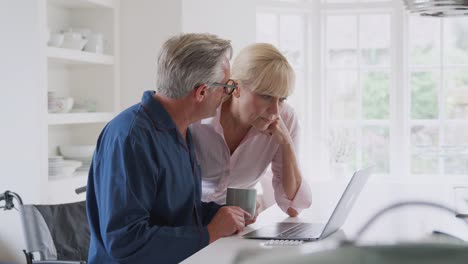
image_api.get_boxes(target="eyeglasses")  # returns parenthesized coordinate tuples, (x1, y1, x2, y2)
(210, 79, 237, 95)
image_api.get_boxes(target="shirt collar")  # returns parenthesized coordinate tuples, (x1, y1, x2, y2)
(202, 103, 260, 140)
(140, 90, 176, 130)
(210, 107, 225, 135)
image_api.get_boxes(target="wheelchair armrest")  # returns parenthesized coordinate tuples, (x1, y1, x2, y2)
(32, 261, 86, 264)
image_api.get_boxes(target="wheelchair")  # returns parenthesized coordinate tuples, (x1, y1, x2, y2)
(1, 188, 88, 264)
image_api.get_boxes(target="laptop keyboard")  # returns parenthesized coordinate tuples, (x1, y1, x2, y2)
(278, 223, 323, 238)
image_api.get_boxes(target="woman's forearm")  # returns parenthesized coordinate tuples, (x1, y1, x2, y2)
(281, 142, 302, 200)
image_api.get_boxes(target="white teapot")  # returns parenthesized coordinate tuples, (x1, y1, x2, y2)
(62, 31, 87, 50)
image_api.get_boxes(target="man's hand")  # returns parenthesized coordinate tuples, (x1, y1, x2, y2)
(207, 206, 251, 243)
(245, 199, 262, 226)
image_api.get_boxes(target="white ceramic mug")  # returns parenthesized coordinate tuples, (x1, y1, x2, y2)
(48, 33, 64, 47)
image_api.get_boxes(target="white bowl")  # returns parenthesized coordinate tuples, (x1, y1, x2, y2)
(59, 145, 95, 159)
(49, 160, 82, 179)
(62, 160, 83, 177)
(48, 33, 64, 47)
(53, 97, 74, 113)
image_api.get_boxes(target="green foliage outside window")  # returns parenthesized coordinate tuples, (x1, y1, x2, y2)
(363, 72, 390, 119)
(411, 72, 438, 119)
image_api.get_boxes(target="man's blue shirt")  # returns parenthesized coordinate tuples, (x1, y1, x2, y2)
(86, 91, 222, 263)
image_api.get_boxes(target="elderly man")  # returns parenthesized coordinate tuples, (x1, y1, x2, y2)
(86, 33, 250, 264)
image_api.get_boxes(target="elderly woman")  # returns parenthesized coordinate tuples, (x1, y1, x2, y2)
(191, 43, 312, 218)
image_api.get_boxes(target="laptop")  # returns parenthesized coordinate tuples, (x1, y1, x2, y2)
(243, 167, 372, 241)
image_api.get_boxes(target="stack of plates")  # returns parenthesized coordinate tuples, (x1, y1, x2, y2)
(48, 156, 82, 179)
(48, 91, 59, 113)
(59, 145, 95, 174)
(49, 156, 65, 177)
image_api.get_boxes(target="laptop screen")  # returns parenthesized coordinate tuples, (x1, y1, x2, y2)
(320, 167, 372, 238)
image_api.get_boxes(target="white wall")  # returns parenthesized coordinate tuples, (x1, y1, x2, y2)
(120, 0, 182, 109)
(0, 0, 44, 262)
(182, 0, 256, 57)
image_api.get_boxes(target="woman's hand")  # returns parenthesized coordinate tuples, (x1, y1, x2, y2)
(263, 116, 292, 145)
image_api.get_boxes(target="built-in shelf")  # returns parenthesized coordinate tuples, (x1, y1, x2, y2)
(48, 0, 114, 9)
(48, 170, 88, 182)
(43, 0, 119, 204)
(48, 112, 115, 125)
(47, 171, 88, 203)
(47, 47, 114, 65)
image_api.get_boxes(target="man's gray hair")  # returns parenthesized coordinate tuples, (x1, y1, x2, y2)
(156, 33, 233, 99)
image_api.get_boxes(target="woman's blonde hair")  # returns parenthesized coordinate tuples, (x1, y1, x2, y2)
(231, 43, 295, 98)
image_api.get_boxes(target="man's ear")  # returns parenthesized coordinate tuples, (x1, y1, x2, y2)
(194, 84, 208, 102)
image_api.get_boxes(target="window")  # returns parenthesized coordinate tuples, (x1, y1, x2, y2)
(325, 12, 391, 174)
(256, 12, 306, 121)
(409, 16, 468, 176)
(256, 0, 468, 179)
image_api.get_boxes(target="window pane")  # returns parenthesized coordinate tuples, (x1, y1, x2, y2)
(362, 71, 390, 119)
(256, 13, 278, 45)
(444, 17, 468, 65)
(328, 127, 357, 168)
(327, 70, 358, 119)
(409, 16, 441, 65)
(443, 125, 468, 174)
(411, 126, 439, 174)
(360, 14, 390, 66)
(445, 69, 468, 119)
(280, 15, 304, 69)
(326, 15, 357, 67)
(287, 70, 305, 121)
(362, 126, 389, 173)
(410, 71, 439, 119)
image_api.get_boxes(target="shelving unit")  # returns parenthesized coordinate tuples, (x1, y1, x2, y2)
(48, 112, 115, 125)
(47, 171, 88, 204)
(47, 47, 114, 65)
(40, 0, 120, 203)
(48, 0, 115, 9)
